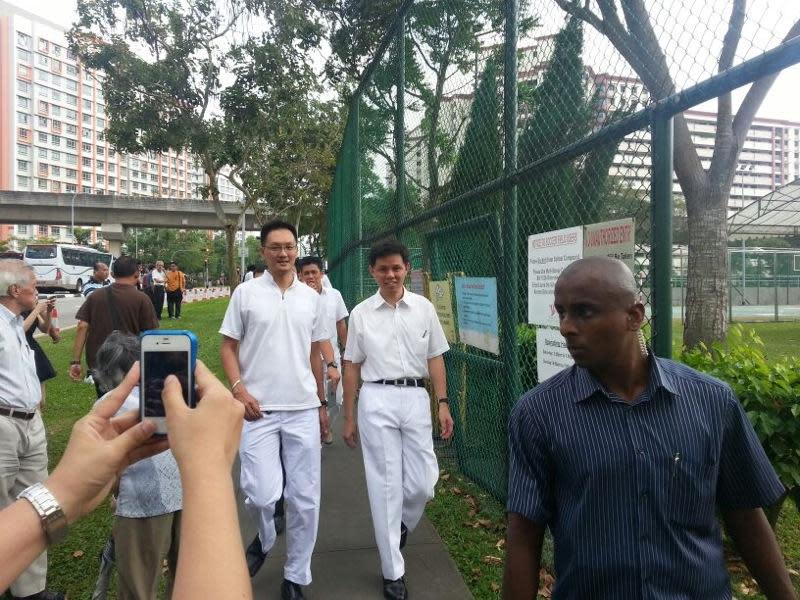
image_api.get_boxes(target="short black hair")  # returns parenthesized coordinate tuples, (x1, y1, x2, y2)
(253, 262, 266, 274)
(368, 238, 410, 267)
(298, 256, 324, 272)
(112, 255, 138, 278)
(260, 219, 298, 246)
(93, 261, 107, 272)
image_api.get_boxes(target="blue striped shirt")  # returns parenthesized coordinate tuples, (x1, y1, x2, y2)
(507, 356, 784, 599)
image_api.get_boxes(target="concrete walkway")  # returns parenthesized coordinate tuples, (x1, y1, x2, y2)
(236, 422, 473, 599)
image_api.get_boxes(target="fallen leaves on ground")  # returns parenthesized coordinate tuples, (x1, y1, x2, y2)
(71, 550, 84, 559)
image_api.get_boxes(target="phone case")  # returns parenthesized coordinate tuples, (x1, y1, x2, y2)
(140, 329, 198, 408)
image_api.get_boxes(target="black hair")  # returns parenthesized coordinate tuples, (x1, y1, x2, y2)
(260, 219, 298, 246)
(246, 264, 255, 272)
(112, 255, 138, 278)
(253, 262, 266, 274)
(297, 256, 324, 272)
(93, 261, 107, 272)
(368, 237, 410, 267)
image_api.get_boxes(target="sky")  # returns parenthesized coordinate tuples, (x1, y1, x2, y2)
(10, 0, 800, 123)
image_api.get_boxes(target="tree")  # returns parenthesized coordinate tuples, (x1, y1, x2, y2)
(70, 0, 328, 291)
(553, 0, 800, 348)
(72, 227, 91, 246)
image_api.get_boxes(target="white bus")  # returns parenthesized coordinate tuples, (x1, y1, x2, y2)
(24, 243, 114, 292)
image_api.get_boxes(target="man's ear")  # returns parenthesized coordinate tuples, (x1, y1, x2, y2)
(627, 302, 646, 331)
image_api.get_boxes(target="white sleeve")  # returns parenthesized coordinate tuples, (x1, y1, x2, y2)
(310, 293, 329, 342)
(334, 290, 349, 321)
(343, 308, 365, 364)
(219, 286, 244, 340)
(426, 300, 450, 358)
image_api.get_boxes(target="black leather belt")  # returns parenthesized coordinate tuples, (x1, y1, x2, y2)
(0, 406, 36, 420)
(371, 378, 426, 388)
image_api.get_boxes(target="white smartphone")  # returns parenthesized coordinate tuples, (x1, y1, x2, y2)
(140, 330, 197, 435)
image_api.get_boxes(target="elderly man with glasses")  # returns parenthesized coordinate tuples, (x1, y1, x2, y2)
(0, 259, 64, 600)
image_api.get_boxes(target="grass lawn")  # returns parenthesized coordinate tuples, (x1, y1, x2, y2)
(672, 319, 800, 360)
(10, 299, 799, 598)
(2, 298, 230, 599)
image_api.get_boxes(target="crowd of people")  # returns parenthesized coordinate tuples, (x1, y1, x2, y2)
(0, 218, 796, 600)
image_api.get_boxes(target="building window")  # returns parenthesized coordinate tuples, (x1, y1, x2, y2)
(38, 116, 48, 127)
(17, 143, 29, 156)
(37, 54, 49, 67)
(97, 160, 105, 170)
(38, 163, 48, 176)
(66, 138, 76, 149)
(36, 69, 48, 83)
(17, 224, 28, 235)
(96, 174, 105, 184)
(82, 98, 92, 111)
(51, 135, 61, 147)
(37, 179, 48, 190)
(38, 39, 49, 53)
(82, 157, 92, 167)
(51, 120, 62, 133)
(17, 49, 31, 62)
(17, 95, 30, 109)
(82, 113, 91, 125)
(51, 226, 61, 237)
(82, 142, 91, 152)
(66, 79, 77, 91)
(17, 159, 29, 172)
(65, 109, 77, 121)
(66, 64, 77, 76)
(51, 89, 62, 102)
(66, 183, 76, 193)
(17, 32, 32, 48)
(51, 165, 61, 176)
(17, 112, 29, 124)
(66, 169, 76, 178)
(51, 150, 61, 161)
(38, 147, 47, 158)
(82, 172, 91, 181)
(17, 79, 31, 94)
(51, 104, 61, 116)
(17, 64, 31, 78)
(67, 94, 77, 106)
(66, 153, 77, 165)
(82, 83, 92, 95)
(108, 176, 116, 186)
(82, 186, 92, 194)
(17, 175, 30, 188)
(38, 132, 48, 143)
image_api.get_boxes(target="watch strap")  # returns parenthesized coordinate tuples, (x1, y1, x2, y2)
(18, 482, 69, 545)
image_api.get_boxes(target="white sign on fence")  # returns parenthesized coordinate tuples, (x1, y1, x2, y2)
(527, 226, 583, 327)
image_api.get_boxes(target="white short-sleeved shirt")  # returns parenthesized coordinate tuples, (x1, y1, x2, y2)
(0, 304, 41, 410)
(219, 272, 329, 410)
(320, 287, 348, 357)
(151, 269, 166, 285)
(344, 288, 449, 382)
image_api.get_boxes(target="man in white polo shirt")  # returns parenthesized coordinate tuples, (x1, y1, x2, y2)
(219, 220, 339, 600)
(297, 256, 348, 444)
(342, 238, 454, 600)
(0, 260, 65, 600)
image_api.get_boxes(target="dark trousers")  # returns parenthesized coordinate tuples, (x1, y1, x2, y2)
(151, 286, 165, 319)
(167, 289, 183, 318)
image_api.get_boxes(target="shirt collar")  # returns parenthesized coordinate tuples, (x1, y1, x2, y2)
(371, 288, 412, 310)
(571, 352, 678, 404)
(260, 270, 300, 290)
(0, 303, 20, 326)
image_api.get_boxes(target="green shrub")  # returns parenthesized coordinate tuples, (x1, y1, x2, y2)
(517, 324, 538, 393)
(682, 325, 800, 525)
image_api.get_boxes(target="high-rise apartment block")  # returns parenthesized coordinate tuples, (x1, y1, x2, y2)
(0, 1, 243, 248)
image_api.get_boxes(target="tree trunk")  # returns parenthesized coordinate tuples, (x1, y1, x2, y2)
(224, 224, 238, 293)
(683, 184, 729, 348)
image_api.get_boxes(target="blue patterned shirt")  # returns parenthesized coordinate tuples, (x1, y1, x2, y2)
(507, 356, 784, 599)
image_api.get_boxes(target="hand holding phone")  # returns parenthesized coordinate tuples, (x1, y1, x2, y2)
(140, 330, 198, 435)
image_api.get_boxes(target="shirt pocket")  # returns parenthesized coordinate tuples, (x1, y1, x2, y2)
(667, 449, 717, 530)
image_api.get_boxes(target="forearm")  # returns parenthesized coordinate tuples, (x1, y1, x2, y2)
(219, 339, 241, 387)
(336, 321, 347, 351)
(310, 344, 324, 401)
(39, 311, 52, 333)
(723, 508, 797, 599)
(502, 513, 544, 600)
(342, 361, 360, 420)
(319, 339, 335, 364)
(427, 355, 447, 399)
(71, 324, 88, 361)
(174, 466, 250, 599)
(0, 500, 49, 591)
(22, 311, 39, 331)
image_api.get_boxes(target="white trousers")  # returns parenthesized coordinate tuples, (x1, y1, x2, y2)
(358, 384, 440, 580)
(239, 408, 321, 586)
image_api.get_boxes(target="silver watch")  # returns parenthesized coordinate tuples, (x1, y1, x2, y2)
(18, 482, 69, 545)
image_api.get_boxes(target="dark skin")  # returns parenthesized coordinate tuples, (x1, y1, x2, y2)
(503, 257, 796, 600)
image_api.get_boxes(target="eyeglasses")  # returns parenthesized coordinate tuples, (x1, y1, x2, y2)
(264, 244, 297, 253)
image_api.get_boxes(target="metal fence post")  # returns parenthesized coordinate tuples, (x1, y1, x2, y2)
(353, 99, 363, 301)
(395, 15, 406, 224)
(501, 0, 521, 405)
(651, 114, 674, 358)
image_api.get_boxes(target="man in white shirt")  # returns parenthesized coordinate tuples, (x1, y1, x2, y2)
(149, 261, 167, 319)
(297, 256, 348, 444)
(342, 239, 454, 600)
(0, 260, 64, 600)
(219, 220, 340, 600)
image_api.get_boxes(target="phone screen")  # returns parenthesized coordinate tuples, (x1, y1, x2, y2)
(143, 350, 189, 417)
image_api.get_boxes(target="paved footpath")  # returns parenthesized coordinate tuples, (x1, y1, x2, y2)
(236, 420, 473, 599)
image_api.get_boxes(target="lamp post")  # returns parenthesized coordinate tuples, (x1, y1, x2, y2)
(70, 191, 77, 242)
(737, 162, 755, 303)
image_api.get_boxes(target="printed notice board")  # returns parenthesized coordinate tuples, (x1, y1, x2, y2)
(453, 277, 499, 355)
(536, 327, 574, 381)
(429, 279, 457, 343)
(527, 226, 583, 327)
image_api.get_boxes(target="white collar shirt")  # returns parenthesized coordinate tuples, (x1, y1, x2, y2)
(319, 286, 349, 359)
(0, 303, 41, 410)
(344, 288, 449, 382)
(219, 271, 329, 410)
(151, 269, 166, 284)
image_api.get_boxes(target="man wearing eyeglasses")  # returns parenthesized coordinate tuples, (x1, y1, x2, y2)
(0, 260, 65, 600)
(219, 220, 339, 600)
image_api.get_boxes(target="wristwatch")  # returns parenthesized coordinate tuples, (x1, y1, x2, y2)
(18, 482, 69, 545)
(438, 397, 450, 404)
(320, 399, 329, 407)
(327, 361, 339, 369)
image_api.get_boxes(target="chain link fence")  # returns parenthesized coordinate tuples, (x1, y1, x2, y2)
(327, 0, 800, 501)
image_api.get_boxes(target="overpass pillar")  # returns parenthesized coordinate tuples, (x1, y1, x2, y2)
(101, 223, 126, 257)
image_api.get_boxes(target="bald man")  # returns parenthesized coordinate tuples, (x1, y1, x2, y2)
(503, 257, 794, 600)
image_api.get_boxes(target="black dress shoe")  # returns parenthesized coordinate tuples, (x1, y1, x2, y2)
(383, 576, 409, 600)
(246, 534, 267, 577)
(400, 521, 408, 549)
(281, 579, 305, 600)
